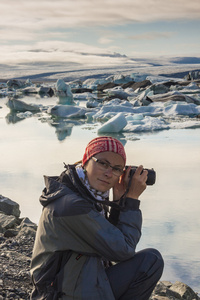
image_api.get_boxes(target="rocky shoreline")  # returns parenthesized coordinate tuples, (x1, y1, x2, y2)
(0, 195, 199, 300)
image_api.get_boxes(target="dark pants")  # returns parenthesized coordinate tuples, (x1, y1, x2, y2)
(106, 248, 164, 300)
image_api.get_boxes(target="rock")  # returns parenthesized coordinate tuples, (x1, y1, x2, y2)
(169, 281, 200, 300)
(17, 226, 36, 238)
(150, 281, 181, 299)
(4, 229, 19, 238)
(0, 212, 19, 231)
(0, 197, 37, 299)
(150, 281, 200, 300)
(0, 195, 20, 217)
(19, 217, 37, 231)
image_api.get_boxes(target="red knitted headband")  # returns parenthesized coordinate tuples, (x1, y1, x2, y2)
(82, 136, 126, 166)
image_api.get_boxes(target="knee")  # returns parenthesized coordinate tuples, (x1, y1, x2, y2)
(138, 248, 164, 275)
(146, 248, 164, 275)
(147, 248, 163, 262)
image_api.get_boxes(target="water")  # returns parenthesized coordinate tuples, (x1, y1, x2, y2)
(0, 95, 200, 293)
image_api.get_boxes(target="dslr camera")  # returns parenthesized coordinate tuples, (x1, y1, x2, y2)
(127, 166, 156, 185)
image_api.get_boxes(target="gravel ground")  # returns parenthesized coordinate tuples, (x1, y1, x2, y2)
(0, 229, 35, 299)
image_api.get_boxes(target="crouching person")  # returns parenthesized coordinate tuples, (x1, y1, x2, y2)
(30, 136, 164, 299)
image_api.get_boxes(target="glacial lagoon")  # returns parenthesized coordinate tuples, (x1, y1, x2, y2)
(0, 79, 200, 293)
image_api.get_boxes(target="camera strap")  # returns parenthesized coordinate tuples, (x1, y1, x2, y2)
(119, 171, 135, 207)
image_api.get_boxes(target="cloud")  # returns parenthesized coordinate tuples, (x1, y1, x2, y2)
(128, 32, 174, 40)
(1, 0, 200, 32)
(98, 37, 114, 44)
(0, 40, 133, 67)
(0, 0, 200, 64)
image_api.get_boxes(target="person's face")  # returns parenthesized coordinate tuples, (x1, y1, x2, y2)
(84, 151, 125, 192)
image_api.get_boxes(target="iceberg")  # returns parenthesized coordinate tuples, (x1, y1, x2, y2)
(54, 79, 74, 104)
(6, 98, 41, 112)
(98, 113, 127, 133)
(47, 104, 87, 118)
(164, 103, 200, 116)
(73, 92, 97, 101)
(124, 116, 170, 132)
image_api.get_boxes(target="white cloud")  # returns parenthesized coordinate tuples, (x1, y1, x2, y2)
(1, 0, 200, 31)
(0, 40, 133, 67)
(98, 37, 114, 44)
(0, 0, 200, 64)
(128, 32, 174, 40)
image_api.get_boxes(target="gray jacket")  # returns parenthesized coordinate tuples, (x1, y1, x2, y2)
(30, 164, 142, 299)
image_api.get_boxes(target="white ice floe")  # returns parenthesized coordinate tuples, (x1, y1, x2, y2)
(145, 90, 200, 105)
(169, 120, 200, 130)
(92, 104, 135, 121)
(130, 73, 150, 82)
(0, 89, 16, 97)
(6, 98, 41, 112)
(98, 113, 127, 133)
(124, 116, 170, 132)
(103, 99, 132, 108)
(123, 115, 200, 132)
(47, 105, 88, 118)
(90, 99, 200, 133)
(82, 74, 134, 89)
(146, 75, 184, 84)
(54, 79, 74, 103)
(82, 78, 110, 90)
(170, 82, 200, 93)
(163, 102, 200, 116)
(86, 100, 99, 108)
(90, 98, 200, 122)
(16, 111, 33, 119)
(105, 74, 133, 84)
(73, 92, 97, 101)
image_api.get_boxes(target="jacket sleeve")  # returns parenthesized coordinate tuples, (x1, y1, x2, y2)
(57, 197, 142, 262)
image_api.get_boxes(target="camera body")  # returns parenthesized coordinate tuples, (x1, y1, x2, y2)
(127, 166, 156, 185)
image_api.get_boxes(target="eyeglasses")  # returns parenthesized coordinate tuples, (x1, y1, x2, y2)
(91, 157, 124, 177)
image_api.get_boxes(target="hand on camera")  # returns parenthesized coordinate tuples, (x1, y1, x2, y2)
(126, 165, 148, 199)
(113, 165, 148, 201)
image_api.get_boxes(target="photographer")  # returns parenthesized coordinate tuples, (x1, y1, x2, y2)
(30, 136, 164, 300)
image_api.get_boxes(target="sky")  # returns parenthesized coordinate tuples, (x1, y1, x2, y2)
(0, 0, 200, 69)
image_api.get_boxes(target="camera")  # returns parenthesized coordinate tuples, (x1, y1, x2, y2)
(127, 166, 156, 185)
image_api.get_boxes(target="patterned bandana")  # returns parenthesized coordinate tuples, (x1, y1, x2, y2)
(82, 136, 126, 166)
(75, 164, 109, 215)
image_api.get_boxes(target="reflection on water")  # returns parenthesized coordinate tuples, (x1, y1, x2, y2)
(0, 97, 200, 293)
